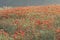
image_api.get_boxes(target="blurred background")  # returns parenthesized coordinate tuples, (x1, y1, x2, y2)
(0, 0, 60, 7)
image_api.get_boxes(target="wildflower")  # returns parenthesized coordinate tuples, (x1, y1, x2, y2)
(45, 20, 49, 24)
(36, 20, 42, 25)
(19, 30, 24, 36)
(3, 32, 7, 36)
(56, 29, 60, 34)
(13, 34, 17, 38)
(15, 32, 19, 34)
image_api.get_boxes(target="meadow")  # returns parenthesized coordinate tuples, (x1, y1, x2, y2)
(0, 5, 60, 40)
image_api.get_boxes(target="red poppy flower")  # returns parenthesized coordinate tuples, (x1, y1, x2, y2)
(19, 30, 24, 36)
(56, 29, 60, 34)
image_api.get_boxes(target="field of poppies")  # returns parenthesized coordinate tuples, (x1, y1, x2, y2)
(0, 5, 60, 40)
